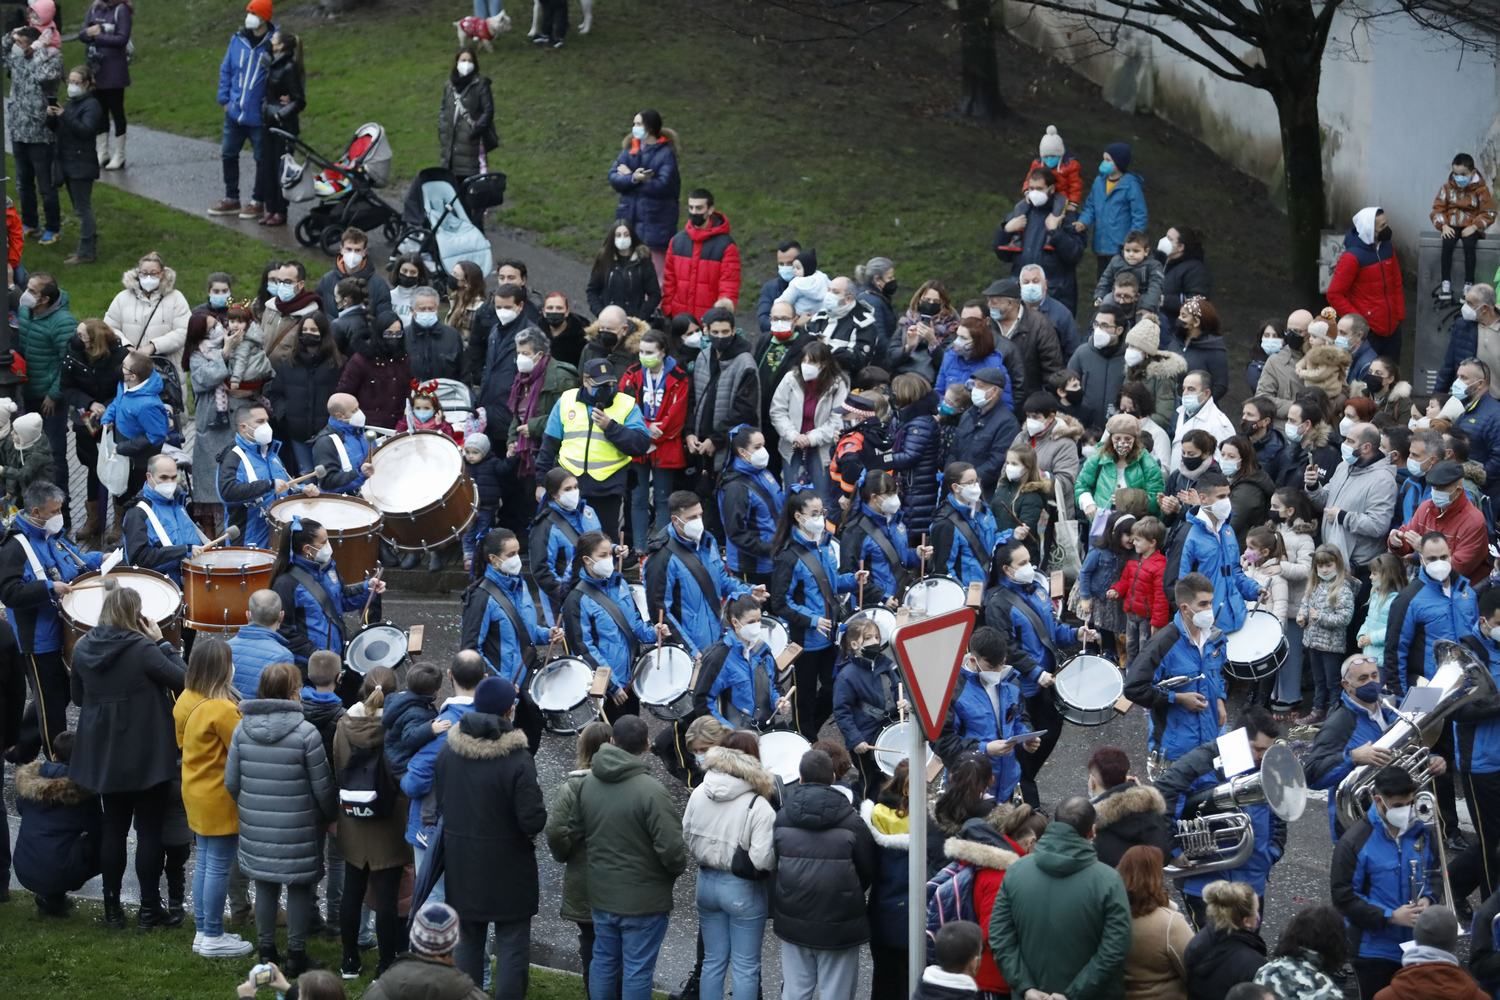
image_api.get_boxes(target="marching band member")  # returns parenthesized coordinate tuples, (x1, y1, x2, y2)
(0, 481, 104, 761)
(645, 490, 761, 658)
(838, 470, 929, 599)
(698, 594, 787, 729)
(934, 625, 1038, 806)
(218, 403, 319, 549)
(1156, 707, 1287, 932)
(1330, 765, 1442, 1000)
(561, 530, 669, 722)
(311, 392, 373, 496)
(930, 460, 997, 592)
(1177, 469, 1263, 634)
(770, 487, 874, 740)
(461, 529, 562, 754)
(983, 538, 1094, 806)
(834, 614, 907, 799)
(1122, 573, 1228, 772)
(718, 425, 783, 588)
(123, 454, 205, 585)
(1451, 589, 1500, 904)
(271, 517, 384, 668)
(529, 468, 603, 627)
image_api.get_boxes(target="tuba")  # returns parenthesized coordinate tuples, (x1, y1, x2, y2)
(1165, 742, 1307, 878)
(1335, 640, 1498, 832)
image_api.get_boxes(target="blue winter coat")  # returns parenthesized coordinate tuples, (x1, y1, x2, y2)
(937, 668, 1027, 802)
(217, 26, 275, 127)
(832, 651, 902, 749)
(1078, 171, 1149, 256)
(608, 138, 681, 250)
(933, 348, 1012, 406)
(1180, 513, 1261, 632)
(1305, 691, 1401, 840)
(1392, 571, 1479, 696)
(644, 524, 749, 656)
(983, 577, 1078, 697)
(217, 432, 294, 549)
(1455, 631, 1500, 776)
(757, 276, 789, 333)
(527, 500, 602, 625)
(562, 572, 657, 693)
(13, 759, 101, 896)
(463, 566, 550, 686)
(399, 697, 477, 847)
(719, 458, 783, 575)
(1436, 316, 1481, 391)
(122, 487, 202, 584)
(228, 624, 296, 699)
(703, 628, 780, 727)
(0, 516, 102, 654)
(1455, 392, 1500, 502)
(101, 369, 169, 451)
(840, 505, 919, 599)
(310, 419, 371, 496)
(951, 401, 1022, 495)
(1121, 616, 1228, 762)
(930, 494, 997, 591)
(770, 529, 859, 652)
(889, 397, 943, 534)
(272, 554, 369, 665)
(1331, 802, 1440, 961)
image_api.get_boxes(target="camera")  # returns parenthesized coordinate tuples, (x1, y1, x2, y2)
(250, 964, 274, 988)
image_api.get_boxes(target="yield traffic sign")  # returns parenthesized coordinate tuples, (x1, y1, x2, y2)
(890, 607, 974, 742)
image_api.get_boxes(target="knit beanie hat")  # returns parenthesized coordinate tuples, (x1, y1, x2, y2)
(0, 398, 17, 440)
(1038, 125, 1065, 159)
(410, 902, 461, 957)
(474, 676, 517, 716)
(1124, 314, 1161, 356)
(463, 433, 491, 457)
(1105, 142, 1133, 174)
(246, 0, 274, 22)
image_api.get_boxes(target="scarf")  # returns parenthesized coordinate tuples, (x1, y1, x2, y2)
(507, 354, 551, 476)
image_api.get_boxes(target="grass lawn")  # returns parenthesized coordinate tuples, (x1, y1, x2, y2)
(124, 0, 1295, 376)
(0, 891, 588, 999)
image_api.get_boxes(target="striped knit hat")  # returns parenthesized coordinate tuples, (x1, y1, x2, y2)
(411, 902, 461, 956)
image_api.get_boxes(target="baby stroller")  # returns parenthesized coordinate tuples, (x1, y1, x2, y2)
(389, 167, 502, 293)
(275, 122, 403, 256)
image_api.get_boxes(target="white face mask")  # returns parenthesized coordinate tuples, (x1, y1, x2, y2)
(1425, 559, 1452, 582)
(749, 446, 770, 469)
(1124, 347, 1145, 367)
(138, 274, 161, 293)
(515, 353, 537, 374)
(66, 83, 84, 99)
(1026, 189, 1050, 208)
(1009, 564, 1035, 586)
(1261, 337, 1283, 356)
(1463, 303, 1479, 323)
(1004, 463, 1024, 482)
(771, 319, 794, 334)
(1218, 457, 1239, 478)
(678, 516, 705, 542)
(339, 251, 364, 273)
(799, 515, 825, 539)
(557, 488, 581, 511)
(496, 307, 520, 326)
(1383, 803, 1413, 833)
(348, 410, 366, 428)
(737, 622, 764, 647)
(682, 331, 703, 349)
(589, 555, 615, 579)
(1191, 608, 1215, 630)
(1338, 416, 1355, 436)
(1209, 498, 1232, 521)
(1317, 566, 1337, 581)
(456, 61, 475, 78)
(970, 387, 990, 408)
(153, 481, 177, 500)
(314, 543, 333, 566)
(614, 235, 633, 252)
(1024, 417, 1047, 437)
(878, 495, 900, 515)
(959, 482, 982, 505)
(800, 362, 821, 382)
(245, 13, 263, 31)
(498, 554, 522, 576)
(43, 513, 63, 536)
(252, 423, 274, 446)
(1092, 326, 1113, 349)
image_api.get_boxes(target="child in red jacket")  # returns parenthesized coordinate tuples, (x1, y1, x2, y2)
(1019, 125, 1083, 212)
(1109, 515, 1168, 666)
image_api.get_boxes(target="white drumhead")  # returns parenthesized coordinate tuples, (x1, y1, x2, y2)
(270, 495, 382, 531)
(903, 577, 966, 616)
(62, 571, 180, 625)
(630, 584, 649, 620)
(847, 607, 896, 646)
(530, 658, 594, 711)
(635, 646, 693, 702)
(1227, 610, 1285, 661)
(1055, 655, 1124, 712)
(346, 625, 407, 672)
(759, 730, 812, 784)
(763, 616, 789, 658)
(873, 720, 935, 778)
(186, 547, 277, 571)
(362, 433, 462, 512)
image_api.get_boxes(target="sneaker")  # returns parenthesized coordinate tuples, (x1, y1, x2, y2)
(340, 956, 362, 981)
(1293, 708, 1327, 727)
(192, 931, 205, 954)
(1440, 279, 1454, 302)
(531, 34, 551, 45)
(238, 202, 264, 220)
(199, 934, 255, 958)
(358, 932, 377, 950)
(20, 225, 37, 238)
(37, 230, 59, 246)
(207, 199, 242, 216)
(552, 39, 564, 48)
(63, 252, 95, 265)
(259, 213, 287, 227)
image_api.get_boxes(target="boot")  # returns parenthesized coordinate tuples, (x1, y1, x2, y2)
(102, 890, 125, 930)
(96, 132, 109, 167)
(103, 497, 127, 547)
(104, 131, 126, 170)
(165, 844, 189, 927)
(670, 970, 701, 1000)
(399, 550, 420, 570)
(284, 950, 323, 977)
(137, 896, 170, 929)
(80, 500, 101, 543)
(425, 548, 444, 572)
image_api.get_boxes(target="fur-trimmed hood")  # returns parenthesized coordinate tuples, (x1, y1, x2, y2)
(1300, 420, 1332, 449)
(121, 265, 179, 299)
(943, 833, 1019, 872)
(619, 126, 681, 153)
(1092, 782, 1166, 830)
(1376, 380, 1413, 407)
(1140, 350, 1187, 382)
(1294, 344, 1352, 395)
(584, 314, 647, 354)
(859, 798, 912, 850)
(1465, 459, 1488, 488)
(446, 712, 530, 760)
(16, 760, 92, 805)
(702, 745, 776, 800)
(1048, 413, 1086, 442)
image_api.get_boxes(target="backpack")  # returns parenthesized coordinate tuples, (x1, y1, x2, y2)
(1160, 517, 1192, 606)
(338, 744, 397, 820)
(924, 859, 978, 961)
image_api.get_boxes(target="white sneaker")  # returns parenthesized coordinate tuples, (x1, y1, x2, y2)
(198, 934, 254, 958)
(192, 931, 205, 954)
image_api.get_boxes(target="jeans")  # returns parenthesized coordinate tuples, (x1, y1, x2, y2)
(414, 840, 445, 904)
(101, 783, 170, 907)
(1307, 647, 1342, 713)
(696, 869, 767, 1000)
(629, 466, 673, 550)
(459, 918, 530, 999)
(1441, 231, 1483, 286)
(12, 140, 59, 232)
(1273, 619, 1306, 706)
(463, 509, 494, 567)
(782, 448, 829, 494)
(220, 116, 265, 204)
(474, 0, 505, 14)
(255, 880, 314, 954)
(780, 942, 860, 1000)
(192, 834, 238, 935)
(590, 909, 670, 1000)
(65, 179, 97, 256)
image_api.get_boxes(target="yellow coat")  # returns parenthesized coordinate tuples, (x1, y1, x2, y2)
(174, 690, 241, 837)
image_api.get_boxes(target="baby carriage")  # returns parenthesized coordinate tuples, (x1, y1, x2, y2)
(389, 167, 503, 293)
(275, 122, 403, 256)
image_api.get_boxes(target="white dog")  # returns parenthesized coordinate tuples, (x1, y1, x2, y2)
(454, 12, 514, 51)
(528, 0, 594, 37)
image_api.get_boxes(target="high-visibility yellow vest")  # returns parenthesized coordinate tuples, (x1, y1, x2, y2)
(556, 388, 637, 481)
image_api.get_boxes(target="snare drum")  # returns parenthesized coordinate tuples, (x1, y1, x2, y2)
(903, 575, 967, 617)
(872, 720, 936, 777)
(634, 645, 695, 721)
(269, 494, 384, 580)
(759, 729, 813, 784)
(182, 547, 277, 633)
(846, 606, 896, 647)
(345, 621, 409, 675)
(61, 568, 183, 661)
(762, 616, 790, 659)
(361, 431, 477, 551)
(528, 657, 598, 733)
(1225, 609, 1288, 683)
(1053, 654, 1124, 726)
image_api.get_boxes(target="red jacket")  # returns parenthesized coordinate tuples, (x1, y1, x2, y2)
(5, 204, 22, 269)
(1020, 156, 1083, 209)
(959, 832, 1025, 995)
(1373, 961, 1488, 1000)
(1392, 492, 1490, 585)
(1114, 550, 1169, 627)
(1326, 216, 1405, 336)
(618, 357, 690, 469)
(661, 211, 741, 320)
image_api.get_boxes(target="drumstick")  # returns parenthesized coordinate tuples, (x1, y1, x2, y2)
(199, 525, 242, 550)
(898, 682, 906, 723)
(656, 609, 664, 653)
(858, 558, 865, 608)
(919, 533, 928, 577)
(361, 566, 384, 619)
(285, 466, 327, 489)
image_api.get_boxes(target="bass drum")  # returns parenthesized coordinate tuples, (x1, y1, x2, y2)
(361, 431, 477, 551)
(872, 720, 936, 778)
(759, 729, 813, 785)
(634, 645, 695, 721)
(902, 575, 967, 617)
(268, 494, 383, 581)
(1053, 654, 1124, 727)
(61, 568, 183, 662)
(528, 657, 598, 734)
(181, 547, 277, 633)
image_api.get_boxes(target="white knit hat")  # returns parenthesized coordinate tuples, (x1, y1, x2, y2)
(1038, 125, 1065, 159)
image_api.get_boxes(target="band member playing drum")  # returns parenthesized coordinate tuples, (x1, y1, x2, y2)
(461, 529, 562, 753)
(1123, 573, 1228, 771)
(218, 404, 319, 549)
(934, 626, 1039, 807)
(645, 491, 762, 658)
(834, 616, 904, 799)
(123, 455, 206, 585)
(699, 595, 788, 728)
(838, 471, 929, 598)
(561, 530, 670, 722)
(1451, 592, 1500, 903)
(771, 487, 874, 740)
(983, 539, 1095, 807)
(311, 393, 373, 496)
(1177, 469, 1264, 633)
(718, 425, 784, 588)
(0, 481, 104, 761)
(529, 468, 602, 627)
(271, 517, 384, 667)
(1157, 707, 1287, 931)
(930, 461, 997, 591)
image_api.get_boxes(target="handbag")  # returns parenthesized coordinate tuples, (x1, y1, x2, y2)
(729, 797, 769, 881)
(1045, 479, 1082, 578)
(97, 425, 130, 497)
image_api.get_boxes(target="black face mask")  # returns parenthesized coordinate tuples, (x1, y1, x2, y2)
(917, 300, 941, 318)
(688, 212, 708, 228)
(395, 274, 418, 288)
(1378, 226, 1393, 243)
(860, 643, 881, 661)
(1367, 373, 1387, 393)
(882, 280, 898, 300)
(587, 384, 616, 408)
(1268, 509, 1284, 523)
(1181, 454, 1205, 472)
(298, 334, 321, 349)
(1238, 419, 1260, 437)
(1064, 388, 1083, 406)
(545, 312, 567, 328)
(1284, 331, 1305, 353)
(711, 334, 734, 352)
(598, 330, 619, 349)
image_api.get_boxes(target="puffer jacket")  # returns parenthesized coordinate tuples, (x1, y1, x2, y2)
(1253, 953, 1342, 1000)
(1454, 392, 1500, 505)
(1183, 926, 1267, 1000)
(1091, 782, 1175, 868)
(1113, 550, 1170, 628)
(683, 746, 777, 873)
(228, 624, 295, 699)
(1388, 570, 1479, 696)
(771, 529, 864, 652)
(1122, 617, 1227, 762)
(69, 628, 186, 795)
(952, 400, 1021, 495)
(104, 267, 192, 366)
(217, 25, 274, 126)
(832, 650, 901, 748)
(47, 91, 103, 182)
(608, 131, 681, 251)
(13, 759, 102, 896)
(1326, 207, 1406, 337)
(224, 698, 337, 884)
(438, 73, 495, 179)
(360, 954, 488, 1000)
(587, 245, 662, 321)
(1075, 446, 1164, 517)
(18, 292, 77, 404)
(1374, 953, 1489, 1000)
(935, 668, 1027, 802)
(333, 703, 412, 872)
(662, 211, 741, 319)
(562, 573, 659, 693)
(645, 524, 749, 657)
(718, 458, 784, 576)
(1298, 577, 1355, 652)
(1331, 802, 1441, 962)
(571, 742, 687, 915)
(1431, 170, 1496, 232)
(1011, 414, 1084, 508)
(546, 768, 594, 923)
(1078, 170, 1148, 255)
(771, 781, 878, 949)
(1454, 631, 1500, 776)
(4, 43, 61, 144)
(889, 395, 944, 534)
(619, 355, 689, 469)
(101, 368, 169, 456)
(1125, 352, 1186, 431)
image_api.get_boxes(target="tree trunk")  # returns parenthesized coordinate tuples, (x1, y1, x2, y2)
(1271, 79, 1326, 303)
(957, 0, 1008, 120)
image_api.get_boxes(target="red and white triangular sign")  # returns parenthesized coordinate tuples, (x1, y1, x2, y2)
(890, 608, 974, 742)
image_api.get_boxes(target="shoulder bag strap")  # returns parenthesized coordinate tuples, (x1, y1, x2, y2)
(854, 514, 911, 592)
(286, 564, 343, 643)
(580, 580, 641, 662)
(232, 446, 260, 483)
(547, 509, 581, 547)
(990, 586, 1058, 658)
(328, 433, 352, 473)
(947, 508, 992, 574)
(794, 544, 840, 626)
(477, 577, 537, 671)
(664, 536, 723, 614)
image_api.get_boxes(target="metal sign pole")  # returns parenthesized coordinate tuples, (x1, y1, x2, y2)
(908, 719, 928, 996)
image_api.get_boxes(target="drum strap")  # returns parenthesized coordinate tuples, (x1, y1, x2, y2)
(579, 579, 641, 662)
(137, 500, 208, 548)
(545, 510, 581, 547)
(794, 545, 839, 628)
(477, 578, 537, 674)
(13, 534, 46, 584)
(329, 434, 352, 473)
(854, 515, 912, 592)
(232, 447, 260, 483)
(988, 586, 1058, 659)
(939, 507, 991, 574)
(286, 565, 344, 647)
(664, 537, 722, 620)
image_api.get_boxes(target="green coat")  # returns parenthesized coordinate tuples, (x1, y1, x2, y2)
(990, 823, 1132, 1000)
(564, 744, 686, 915)
(991, 480, 1047, 550)
(1074, 448, 1165, 515)
(0, 436, 56, 503)
(508, 358, 579, 450)
(544, 768, 592, 923)
(19, 291, 77, 403)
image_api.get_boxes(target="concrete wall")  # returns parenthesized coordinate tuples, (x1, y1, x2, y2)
(1006, 1, 1500, 262)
